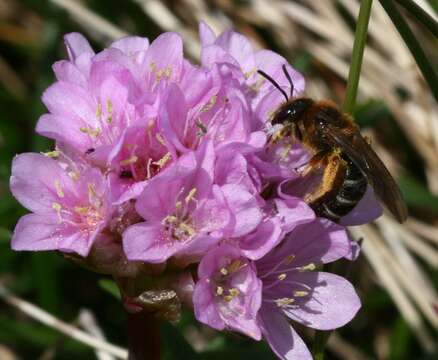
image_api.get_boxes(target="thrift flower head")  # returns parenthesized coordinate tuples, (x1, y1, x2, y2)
(9, 21, 381, 359)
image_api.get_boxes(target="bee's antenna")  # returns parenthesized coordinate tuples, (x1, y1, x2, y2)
(282, 64, 294, 98)
(257, 69, 288, 101)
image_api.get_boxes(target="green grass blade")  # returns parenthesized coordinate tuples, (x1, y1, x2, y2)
(343, 0, 374, 114)
(395, 0, 438, 37)
(379, 0, 438, 103)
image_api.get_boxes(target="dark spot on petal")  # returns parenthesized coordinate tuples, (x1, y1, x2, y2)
(85, 148, 95, 154)
(120, 170, 133, 179)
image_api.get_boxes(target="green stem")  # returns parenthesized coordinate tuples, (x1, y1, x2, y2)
(312, 331, 331, 360)
(343, 0, 374, 114)
(378, 0, 438, 103)
(395, 0, 438, 37)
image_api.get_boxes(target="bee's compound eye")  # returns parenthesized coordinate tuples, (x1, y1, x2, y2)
(272, 108, 293, 125)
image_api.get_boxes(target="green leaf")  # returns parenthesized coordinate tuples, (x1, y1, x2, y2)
(98, 278, 121, 300)
(389, 317, 412, 360)
(395, 0, 438, 37)
(161, 322, 198, 360)
(399, 175, 438, 214)
(378, 0, 438, 103)
(0, 227, 11, 244)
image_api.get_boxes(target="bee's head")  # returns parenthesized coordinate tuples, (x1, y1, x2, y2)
(272, 98, 313, 125)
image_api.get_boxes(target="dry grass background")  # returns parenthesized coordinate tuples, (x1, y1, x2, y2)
(0, 0, 437, 359)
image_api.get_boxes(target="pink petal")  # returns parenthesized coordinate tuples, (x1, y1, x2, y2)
(340, 186, 383, 226)
(10, 153, 76, 213)
(215, 30, 256, 73)
(239, 218, 283, 260)
(64, 33, 94, 61)
(52, 60, 87, 86)
(36, 114, 92, 151)
(275, 198, 315, 233)
(193, 278, 225, 330)
(123, 222, 178, 263)
(157, 83, 188, 155)
(11, 214, 93, 257)
(199, 21, 217, 47)
(258, 219, 351, 271)
(254, 50, 305, 97)
(282, 272, 361, 330)
(142, 32, 184, 81)
(42, 81, 95, 122)
(110, 36, 149, 55)
(11, 214, 61, 252)
(259, 306, 312, 360)
(221, 184, 263, 237)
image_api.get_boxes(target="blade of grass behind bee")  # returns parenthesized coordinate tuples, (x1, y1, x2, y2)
(395, 0, 438, 37)
(378, 0, 438, 103)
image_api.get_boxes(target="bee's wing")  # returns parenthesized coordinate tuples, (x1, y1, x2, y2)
(322, 125, 408, 223)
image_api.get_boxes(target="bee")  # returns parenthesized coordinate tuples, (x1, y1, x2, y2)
(258, 65, 408, 223)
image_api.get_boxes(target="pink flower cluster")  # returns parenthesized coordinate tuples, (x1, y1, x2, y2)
(10, 23, 378, 359)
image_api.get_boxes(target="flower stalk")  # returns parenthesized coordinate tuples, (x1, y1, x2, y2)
(127, 310, 161, 360)
(343, 0, 374, 115)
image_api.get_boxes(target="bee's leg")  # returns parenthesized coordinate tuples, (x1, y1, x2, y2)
(300, 150, 330, 177)
(304, 150, 347, 206)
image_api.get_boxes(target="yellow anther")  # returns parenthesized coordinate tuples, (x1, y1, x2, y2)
(120, 156, 138, 166)
(150, 62, 157, 72)
(163, 215, 178, 224)
(179, 222, 195, 236)
(164, 67, 172, 79)
(250, 77, 265, 93)
(216, 286, 224, 296)
(275, 298, 295, 307)
(54, 180, 64, 198)
(80, 126, 101, 137)
(278, 273, 287, 281)
(153, 152, 171, 168)
(220, 267, 228, 276)
(284, 255, 295, 265)
(229, 288, 239, 297)
(52, 202, 63, 222)
(299, 263, 316, 272)
(185, 188, 197, 203)
(74, 206, 89, 215)
(293, 291, 309, 297)
(88, 183, 97, 198)
(155, 133, 166, 146)
(106, 99, 113, 114)
(43, 150, 60, 158)
(96, 102, 102, 118)
(156, 66, 173, 81)
(244, 69, 256, 79)
(201, 95, 217, 112)
(68, 171, 80, 181)
(87, 183, 102, 208)
(228, 259, 244, 274)
(106, 100, 113, 123)
(280, 144, 292, 159)
(223, 295, 234, 302)
(175, 201, 182, 211)
(52, 202, 62, 211)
